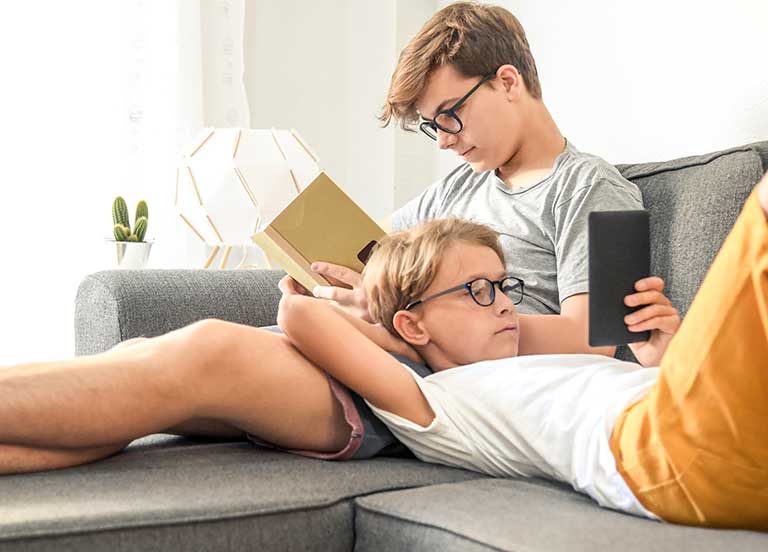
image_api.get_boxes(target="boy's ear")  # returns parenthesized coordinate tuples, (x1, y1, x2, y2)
(392, 310, 430, 346)
(496, 64, 522, 100)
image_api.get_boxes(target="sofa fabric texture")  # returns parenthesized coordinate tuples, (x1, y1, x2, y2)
(0, 435, 482, 552)
(3, 142, 765, 551)
(355, 479, 767, 552)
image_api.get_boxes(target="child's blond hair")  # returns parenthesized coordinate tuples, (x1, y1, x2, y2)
(363, 218, 504, 334)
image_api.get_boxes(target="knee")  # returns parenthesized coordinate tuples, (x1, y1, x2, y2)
(110, 336, 149, 352)
(174, 319, 235, 363)
(169, 319, 276, 379)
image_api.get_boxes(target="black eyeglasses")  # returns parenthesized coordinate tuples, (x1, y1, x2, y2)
(419, 70, 497, 141)
(405, 275, 525, 310)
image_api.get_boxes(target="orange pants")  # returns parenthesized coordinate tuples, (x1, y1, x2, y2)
(610, 188, 768, 530)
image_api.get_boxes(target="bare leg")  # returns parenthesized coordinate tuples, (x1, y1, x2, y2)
(106, 338, 247, 440)
(0, 331, 203, 448)
(0, 320, 350, 459)
(0, 442, 128, 475)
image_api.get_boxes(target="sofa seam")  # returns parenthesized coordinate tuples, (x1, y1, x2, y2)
(354, 501, 516, 552)
(619, 145, 757, 180)
(0, 483, 444, 542)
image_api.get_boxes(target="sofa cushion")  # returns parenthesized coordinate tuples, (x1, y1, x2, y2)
(75, 269, 286, 356)
(355, 478, 768, 552)
(0, 435, 484, 552)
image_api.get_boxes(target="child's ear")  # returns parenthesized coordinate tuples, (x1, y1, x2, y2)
(392, 310, 429, 346)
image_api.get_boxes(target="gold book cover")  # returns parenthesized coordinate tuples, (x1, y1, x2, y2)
(251, 171, 386, 292)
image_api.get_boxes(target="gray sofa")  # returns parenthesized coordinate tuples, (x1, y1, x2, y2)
(1, 141, 767, 551)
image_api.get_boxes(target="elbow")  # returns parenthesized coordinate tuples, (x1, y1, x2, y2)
(276, 294, 306, 336)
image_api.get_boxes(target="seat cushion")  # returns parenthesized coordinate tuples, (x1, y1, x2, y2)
(0, 435, 484, 552)
(355, 478, 768, 552)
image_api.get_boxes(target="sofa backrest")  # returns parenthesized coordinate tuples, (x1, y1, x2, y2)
(753, 141, 768, 173)
(612, 141, 766, 361)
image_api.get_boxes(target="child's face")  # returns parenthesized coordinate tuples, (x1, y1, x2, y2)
(398, 242, 520, 371)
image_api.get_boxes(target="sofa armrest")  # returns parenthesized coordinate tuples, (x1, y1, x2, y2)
(75, 269, 285, 356)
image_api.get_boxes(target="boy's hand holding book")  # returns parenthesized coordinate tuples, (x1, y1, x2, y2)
(260, 171, 384, 323)
(278, 263, 371, 322)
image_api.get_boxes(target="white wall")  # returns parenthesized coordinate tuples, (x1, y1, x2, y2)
(437, 0, 768, 175)
(0, 2, 125, 365)
(0, 1, 200, 365)
(244, 0, 438, 220)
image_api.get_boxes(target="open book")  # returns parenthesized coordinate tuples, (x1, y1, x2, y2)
(251, 171, 386, 292)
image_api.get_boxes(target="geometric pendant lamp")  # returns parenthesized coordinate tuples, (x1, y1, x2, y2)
(175, 127, 321, 268)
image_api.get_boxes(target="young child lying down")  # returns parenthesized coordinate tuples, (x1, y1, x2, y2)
(278, 174, 768, 531)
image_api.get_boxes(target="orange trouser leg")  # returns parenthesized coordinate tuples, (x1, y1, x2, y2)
(610, 188, 768, 530)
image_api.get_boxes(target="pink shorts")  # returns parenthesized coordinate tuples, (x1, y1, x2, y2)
(246, 373, 365, 460)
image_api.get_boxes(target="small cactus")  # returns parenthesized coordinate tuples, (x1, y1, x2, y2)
(112, 197, 130, 234)
(111, 198, 149, 242)
(135, 200, 148, 223)
(134, 216, 148, 242)
(113, 223, 129, 241)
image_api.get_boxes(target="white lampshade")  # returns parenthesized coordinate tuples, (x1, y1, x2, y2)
(175, 127, 321, 267)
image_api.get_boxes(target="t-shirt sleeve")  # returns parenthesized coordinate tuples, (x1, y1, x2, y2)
(365, 366, 475, 467)
(553, 177, 643, 303)
(390, 164, 469, 231)
(391, 183, 444, 232)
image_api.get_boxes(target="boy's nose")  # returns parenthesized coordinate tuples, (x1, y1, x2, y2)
(436, 129, 457, 150)
(494, 288, 516, 316)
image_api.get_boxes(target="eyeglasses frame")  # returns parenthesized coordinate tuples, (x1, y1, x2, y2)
(418, 70, 498, 141)
(404, 275, 525, 311)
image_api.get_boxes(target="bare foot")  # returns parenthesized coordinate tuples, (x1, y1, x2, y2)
(759, 171, 768, 218)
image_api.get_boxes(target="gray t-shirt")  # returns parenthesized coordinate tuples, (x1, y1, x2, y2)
(391, 141, 643, 315)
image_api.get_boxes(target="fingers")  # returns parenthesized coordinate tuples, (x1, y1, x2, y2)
(624, 289, 670, 308)
(311, 262, 362, 288)
(312, 285, 357, 304)
(625, 304, 680, 333)
(633, 276, 664, 292)
(627, 314, 681, 334)
(278, 275, 311, 297)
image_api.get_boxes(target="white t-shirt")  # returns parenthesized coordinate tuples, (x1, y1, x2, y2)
(366, 354, 659, 520)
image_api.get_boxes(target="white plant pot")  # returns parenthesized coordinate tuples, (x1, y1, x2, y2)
(107, 239, 153, 269)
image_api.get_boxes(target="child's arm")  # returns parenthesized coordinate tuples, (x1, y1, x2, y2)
(517, 297, 616, 357)
(326, 303, 423, 364)
(277, 294, 434, 426)
(625, 277, 681, 367)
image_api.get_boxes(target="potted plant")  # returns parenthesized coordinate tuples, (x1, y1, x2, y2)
(109, 197, 152, 268)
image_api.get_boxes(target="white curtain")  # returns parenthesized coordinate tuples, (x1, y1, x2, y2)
(0, 0, 250, 364)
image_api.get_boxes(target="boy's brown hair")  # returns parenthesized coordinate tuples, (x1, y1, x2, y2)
(363, 218, 505, 334)
(379, 1, 542, 130)
(379, 2, 541, 130)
